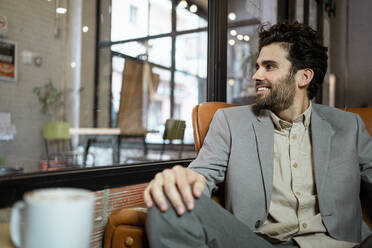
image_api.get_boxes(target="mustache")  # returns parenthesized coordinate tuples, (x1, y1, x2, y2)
(255, 81, 272, 88)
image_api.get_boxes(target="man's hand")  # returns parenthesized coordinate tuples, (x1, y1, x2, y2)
(143, 165, 206, 215)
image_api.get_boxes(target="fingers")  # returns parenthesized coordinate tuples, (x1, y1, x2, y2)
(143, 183, 153, 208)
(163, 168, 186, 215)
(173, 166, 195, 211)
(191, 173, 206, 198)
(143, 165, 206, 216)
(144, 173, 168, 211)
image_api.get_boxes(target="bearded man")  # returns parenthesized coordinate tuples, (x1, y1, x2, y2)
(143, 22, 372, 248)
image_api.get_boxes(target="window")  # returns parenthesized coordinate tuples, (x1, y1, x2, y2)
(129, 5, 138, 24)
(98, 0, 208, 163)
(225, 0, 275, 104)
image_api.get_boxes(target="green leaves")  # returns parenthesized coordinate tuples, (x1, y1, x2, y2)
(32, 80, 64, 117)
(32, 80, 84, 120)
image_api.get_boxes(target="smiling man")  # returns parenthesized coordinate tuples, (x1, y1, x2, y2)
(144, 22, 372, 248)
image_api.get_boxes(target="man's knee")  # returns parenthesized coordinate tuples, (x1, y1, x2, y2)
(146, 201, 177, 228)
(145, 195, 212, 236)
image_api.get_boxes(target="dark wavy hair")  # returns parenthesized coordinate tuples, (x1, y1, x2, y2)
(258, 22, 328, 100)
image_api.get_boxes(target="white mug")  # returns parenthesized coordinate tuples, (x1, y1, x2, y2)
(10, 188, 95, 248)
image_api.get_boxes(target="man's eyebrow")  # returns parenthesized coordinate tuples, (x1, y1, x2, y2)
(255, 60, 279, 68)
(258, 60, 279, 67)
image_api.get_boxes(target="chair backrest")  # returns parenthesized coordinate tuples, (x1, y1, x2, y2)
(192, 102, 237, 154)
(192, 103, 372, 154)
(163, 119, 186, 141)
(43, 122, 71, 140)
(343, 108, 372, 135)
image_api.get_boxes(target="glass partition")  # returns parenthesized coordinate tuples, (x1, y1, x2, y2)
(98, 0, 208, 164)
(176, 32, 208, 78)
(0, 0, 207, 174)
(176, 1, 207, 31)
(149, 0, 172, 35)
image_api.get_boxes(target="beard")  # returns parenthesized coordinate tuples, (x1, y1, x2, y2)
(255, 71, 296, 113)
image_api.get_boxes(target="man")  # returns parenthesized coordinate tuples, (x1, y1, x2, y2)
(143, 22, 372, 248)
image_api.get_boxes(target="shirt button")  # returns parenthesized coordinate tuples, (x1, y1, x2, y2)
(293, 163, 298, 168)
(296, 191, 301, 196)
(292, 134, 297, 140)
(302, 223, 308, 228)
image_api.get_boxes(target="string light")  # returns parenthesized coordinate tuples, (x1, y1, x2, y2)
(190, 4, 197, 13)
(228, 12, 236, 21)
(228, 39, 235, 46)
(179, 0, 188, 8)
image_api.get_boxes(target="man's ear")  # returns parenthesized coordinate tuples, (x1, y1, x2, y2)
(297, 68, 314, 88)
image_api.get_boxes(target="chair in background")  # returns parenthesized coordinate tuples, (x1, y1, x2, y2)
(43, 122, 75, 170)
(160, 119, 186, 160)
(103, 103, 372, 248)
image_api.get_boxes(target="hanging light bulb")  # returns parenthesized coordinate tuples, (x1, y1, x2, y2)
(243, 35, 250, 41)
(178, 0, 188, 8)
(228, 39, 235, 46)
(230, 30, 237, 36)
(228, 12, 236, 21)
(190, 4, 198, 13)
(56, 0, 67, 14)
(237, 34, 243, 41)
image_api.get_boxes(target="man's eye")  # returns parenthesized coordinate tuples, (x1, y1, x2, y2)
(266, 64, 275, 70)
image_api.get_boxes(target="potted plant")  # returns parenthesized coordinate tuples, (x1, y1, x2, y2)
(33, 80, 72, 170)
(33, 80, 71, 138)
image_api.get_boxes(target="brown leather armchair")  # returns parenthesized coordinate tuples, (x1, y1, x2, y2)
(104, 102, 372, 248)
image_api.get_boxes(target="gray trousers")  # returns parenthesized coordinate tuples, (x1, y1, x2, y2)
(146, 195, 299, 248)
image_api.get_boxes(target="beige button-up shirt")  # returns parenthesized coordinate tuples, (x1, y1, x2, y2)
(256, 103, 357, 248)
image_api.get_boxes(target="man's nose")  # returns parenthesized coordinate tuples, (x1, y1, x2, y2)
(252, 69, 264, 82)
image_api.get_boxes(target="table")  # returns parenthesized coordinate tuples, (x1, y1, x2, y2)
(69, 128, 158, 165)
(0, 223, 15, 248)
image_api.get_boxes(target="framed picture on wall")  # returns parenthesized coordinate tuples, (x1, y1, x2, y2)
(0, 39, 17, 82)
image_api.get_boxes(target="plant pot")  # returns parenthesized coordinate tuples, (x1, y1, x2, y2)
(40, 159, 68, 171)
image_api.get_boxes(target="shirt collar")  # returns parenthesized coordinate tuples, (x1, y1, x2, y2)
(269, 102, 312, 131)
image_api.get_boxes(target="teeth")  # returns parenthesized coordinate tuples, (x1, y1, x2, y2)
(257, 87, 268, 91)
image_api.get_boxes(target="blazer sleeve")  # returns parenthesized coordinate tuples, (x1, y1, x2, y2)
(356, 114, 372, 198)
(188, 109, 231, 197)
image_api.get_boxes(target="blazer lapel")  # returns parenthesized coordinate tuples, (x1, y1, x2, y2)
(252, 113, 274, 213)
(311, 106, 334, 195)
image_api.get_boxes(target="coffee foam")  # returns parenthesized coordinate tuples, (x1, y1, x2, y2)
(25, 188, 94, 203)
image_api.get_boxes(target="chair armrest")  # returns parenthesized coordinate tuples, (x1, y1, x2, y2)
(361, 192, 372, 229)
(104, 207, 148, 248)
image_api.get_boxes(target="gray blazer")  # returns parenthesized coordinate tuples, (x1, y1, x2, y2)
(189, 103, 372, 243)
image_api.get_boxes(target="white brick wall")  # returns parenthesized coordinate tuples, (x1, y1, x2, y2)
(0, 0, 71, 172)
